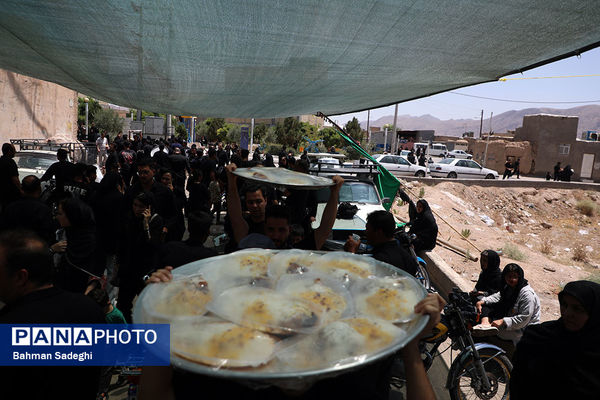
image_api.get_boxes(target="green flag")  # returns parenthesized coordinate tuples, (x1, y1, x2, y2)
(335, 129, 400, 211)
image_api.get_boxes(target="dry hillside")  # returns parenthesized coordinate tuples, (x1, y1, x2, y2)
(392, 181, 600, 321)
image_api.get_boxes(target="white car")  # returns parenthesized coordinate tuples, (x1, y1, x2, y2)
(311, 178, 390, 240)
(373, 154, 428, 177)
(430, 158, 498, 179)
(13, 150, 103, 183)
(447, 149, 473, 159)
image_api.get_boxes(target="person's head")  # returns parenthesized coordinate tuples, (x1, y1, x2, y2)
(21, 175, 41, 198)
(502, 263, 525, 289)
(241, 149, 249, 161)
(290, 224, 304, 245)
(137, 158, 155, 185)
(158, 143, 165, 151)
(57, 148, 68, 161)
(99, 171, 124, 194)
(265, 205, 291, 248)
(132, 192, 154, 218)
(480, 249, 500, 271)
(558, 280, 599, 333)
(187, 211, 212, 241)
(242, 184, 267, 221)
(294, 159, 309, 174)
(86, 287, 110, 314)
(1, 143, 15, 157)
(0, 230, 53, 303)
(208, 148, 216, 159)
(101, 131, 106, 138)
(57, 198, 95, 228)
(366, 210, 396, 245)
(85, 165, 97, 183)
(159, 170, 173, 188)
(416, 199, 429, 214)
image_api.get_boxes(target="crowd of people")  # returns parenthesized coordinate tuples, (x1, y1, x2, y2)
(0, 133, 598, 399)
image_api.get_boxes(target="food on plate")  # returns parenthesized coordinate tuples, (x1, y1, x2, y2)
(277, 317, 405, 370)
(267, 250, 320, 281)
(216, 250, 273, 281)
(312, 253, 376, 282)
(208, 286, 320, 334)
(172, 320, 277, 368)
(277, 274, 351, 323)
(146, 275, 211, 319)
(351, 276, 420, 322)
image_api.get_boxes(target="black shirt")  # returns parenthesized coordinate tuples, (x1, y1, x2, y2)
(0, 155, 20, 204)
(40, 160, 76, 192)
(371, 240, 418, 276)
(0, 287, 105, 400)
(0, 197, 55, 244)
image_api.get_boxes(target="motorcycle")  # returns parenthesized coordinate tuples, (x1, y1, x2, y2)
(390, 288, 512, 400)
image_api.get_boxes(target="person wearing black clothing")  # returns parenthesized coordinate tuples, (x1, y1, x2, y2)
(53, 198, 98, 293)
(120, 141, 137, 186)
(418, 153, 426, 167)
(159, 169, 186, 241)
(124, 158, 177, 236)
(470, 249, 503, 301)
(263, 153, 275, 167)
(553, 161, 561, 181)
(510, 280, 600, 399)
(89, 172, 125, 298)
(0, 175, 54, 244)
(201, 148, 218, 186)
(0, 142, 22, 210)
(502, 159, 513, 179)
(117, 192, 165, 322)
(152, 143, 170, 169)
(407, 150, 416, 164)
(562, 164, 574, 182)
(157, 211, 217, 269)
(168, 147, 190, 190)
(0, 230, 105, 400)
(40, 148, 76, 194)
(399, 190, 438, 252)
(105, 142, 120, 173)
(344, 210, 418, 276)
(513, 158, 521, 179)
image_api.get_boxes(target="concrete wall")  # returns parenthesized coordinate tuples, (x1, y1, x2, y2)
(514, 114, 600, 181)
(0, 69, 77, 143)
(466, 139, 533, 174)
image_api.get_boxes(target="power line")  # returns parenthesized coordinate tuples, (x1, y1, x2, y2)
(449, 92, 600, 104)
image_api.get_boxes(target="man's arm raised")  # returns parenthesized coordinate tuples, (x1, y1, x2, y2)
(225, 163, 249, 243)
(314, 175, 343, 250)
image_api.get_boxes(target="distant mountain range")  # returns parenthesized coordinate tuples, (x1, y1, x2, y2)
(361, 105, 600, 137)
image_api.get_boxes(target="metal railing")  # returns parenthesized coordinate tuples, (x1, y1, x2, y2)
(10, 139, 98, 165)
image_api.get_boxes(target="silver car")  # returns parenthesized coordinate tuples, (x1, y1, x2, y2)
(373, 154, 428, 177)
(430, 158, 498, 179)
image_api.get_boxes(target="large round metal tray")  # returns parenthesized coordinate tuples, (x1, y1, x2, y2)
(132, 250, 428, 388)
(232, 167, 335, 190)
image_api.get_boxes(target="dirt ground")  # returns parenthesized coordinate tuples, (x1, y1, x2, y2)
(391, 181, 600, 322)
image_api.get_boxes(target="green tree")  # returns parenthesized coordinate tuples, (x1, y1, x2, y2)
(94, 107, 124, 137)
(203, 118, 226, 141)
(345, 117, 364, 143)
(319, 126, 343, 149)
(253, 123, 268, 143)
(77, 97, 101, 125)
(275, 117, 303, 149)
(226, 124, 241, 143)
(175, 123, 188, 141)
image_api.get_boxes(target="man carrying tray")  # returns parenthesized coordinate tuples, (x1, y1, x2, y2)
(224, 163, 344, 251)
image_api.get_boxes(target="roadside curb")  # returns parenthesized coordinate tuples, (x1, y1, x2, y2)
(421, 250, 472, 299)
(400, 176, 600, 191)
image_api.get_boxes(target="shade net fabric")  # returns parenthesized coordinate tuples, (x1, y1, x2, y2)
(1, 1, 599, 117)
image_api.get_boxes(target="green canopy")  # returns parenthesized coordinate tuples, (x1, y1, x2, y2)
(1, 1, 599, 117)
(335, 127, 400, 211)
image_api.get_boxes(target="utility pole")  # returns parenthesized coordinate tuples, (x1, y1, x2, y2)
(366, 109, 370, 143)
(483, 112, 493, 167)
(384, 127, 388, 153)
(250, 118, 255, 151)
(391, 104, 398, 154)
(479, 109, 483, 138)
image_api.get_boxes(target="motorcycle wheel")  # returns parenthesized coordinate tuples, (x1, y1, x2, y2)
(449, 351, 512, 400)
(415, 262, 431, 291)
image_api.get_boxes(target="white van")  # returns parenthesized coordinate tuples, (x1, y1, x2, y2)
(414, 142, 429, 154)
(429, 143, 448, 157)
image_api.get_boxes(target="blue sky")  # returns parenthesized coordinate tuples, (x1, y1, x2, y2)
(331, 47, 600, 125)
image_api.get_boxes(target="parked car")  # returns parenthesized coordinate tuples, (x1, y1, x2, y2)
(429, 143, 448, 157)
(13, 150, 103, 183)
(311, 177, 391, 240)
(400, 149, 410, 157)
(373, 154, 428, 177)
(447, 149, 473, 159)
(430, 158, 498, 179)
